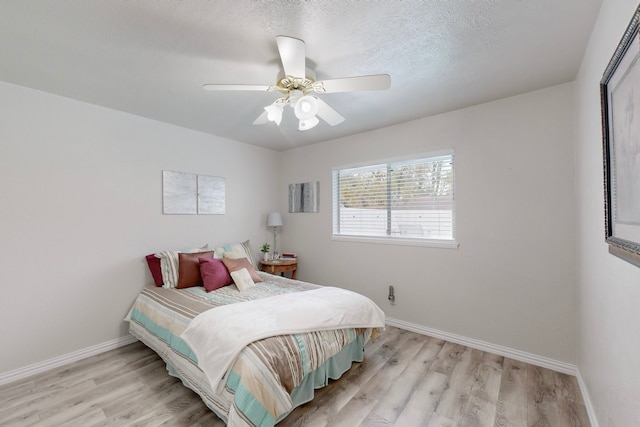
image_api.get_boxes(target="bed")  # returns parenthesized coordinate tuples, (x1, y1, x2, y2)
(128, 271, 384, 427)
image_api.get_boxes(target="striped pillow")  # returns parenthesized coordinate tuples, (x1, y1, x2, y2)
(156, 245, 209, 289)
(221, 240, 256, 268)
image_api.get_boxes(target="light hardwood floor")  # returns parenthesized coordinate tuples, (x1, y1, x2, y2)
(0, 326, 590, 426)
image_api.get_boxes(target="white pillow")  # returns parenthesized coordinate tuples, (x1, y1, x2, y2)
(213, 247, 225, 259)
(230, 268, 255, 292)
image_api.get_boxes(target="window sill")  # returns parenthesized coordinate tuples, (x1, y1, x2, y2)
(331, 235, 459, 249)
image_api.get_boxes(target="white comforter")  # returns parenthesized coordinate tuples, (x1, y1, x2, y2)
(180, 286, 385, 393)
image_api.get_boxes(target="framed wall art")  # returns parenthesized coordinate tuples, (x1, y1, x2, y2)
(288, 181, 319, 213)
(162, 170, 225, 215)
(600, 5, 640, 267)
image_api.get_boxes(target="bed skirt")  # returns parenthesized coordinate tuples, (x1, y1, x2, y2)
(130, 319, 368, 425)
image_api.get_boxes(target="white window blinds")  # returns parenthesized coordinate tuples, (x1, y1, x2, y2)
(332, 152, 455, 242)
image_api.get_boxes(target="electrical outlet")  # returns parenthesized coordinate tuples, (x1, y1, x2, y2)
(388, 285, 395, 305)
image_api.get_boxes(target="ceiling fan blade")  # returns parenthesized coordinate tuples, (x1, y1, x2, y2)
(253, 111, 269, 125)
(276, 35, 306, 78)
(203, 84, 271, 91)
(315, 98, 345, 126)
(315, 74, 391, 93)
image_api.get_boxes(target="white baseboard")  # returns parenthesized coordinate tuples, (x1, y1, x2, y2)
(386, 317, 577, 375)
(0, 334, 138, 386)
(575, 369, 600, 427)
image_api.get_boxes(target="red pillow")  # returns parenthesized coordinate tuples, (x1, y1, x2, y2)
(221, 257, 262, 283)
(145, 254, 163, 287)
(199, 258, 232, 292)
(177, 251, 214, 289)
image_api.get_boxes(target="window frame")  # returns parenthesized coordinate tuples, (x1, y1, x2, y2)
(331, 150, 458, 249)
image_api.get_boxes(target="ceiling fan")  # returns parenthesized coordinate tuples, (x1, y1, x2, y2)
(203, 36, 391, 131)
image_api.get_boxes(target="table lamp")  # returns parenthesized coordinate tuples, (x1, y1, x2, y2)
(267, 212, 283, 259)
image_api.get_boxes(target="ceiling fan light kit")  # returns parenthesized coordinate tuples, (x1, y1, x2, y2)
(264, 104, 284, 125)
(203, 35, 390, 132)
(294, 96, 319, 120)
(298, 116, 320, 131)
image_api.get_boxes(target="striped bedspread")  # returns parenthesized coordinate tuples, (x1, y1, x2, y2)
(128, 273, 374, 427)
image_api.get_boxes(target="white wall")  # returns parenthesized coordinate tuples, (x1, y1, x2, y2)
(0, 81, 279, 374)
(575, 0, 640, 425)
(279, 83, 577, 363)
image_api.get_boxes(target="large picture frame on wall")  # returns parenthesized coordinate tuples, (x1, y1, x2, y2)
(600, 5, 640, 267)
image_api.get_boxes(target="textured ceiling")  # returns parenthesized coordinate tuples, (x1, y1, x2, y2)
(0, 0, 602, 151)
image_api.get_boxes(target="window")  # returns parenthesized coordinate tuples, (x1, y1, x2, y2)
(332, 151, 455, 246)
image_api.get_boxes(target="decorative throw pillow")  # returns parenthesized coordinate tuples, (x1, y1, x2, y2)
(145, 254, 164, 286)
(213, 247, 225, 259)
(221, 257, 262, 283)
(199, 258, 232, 292)
(223, 251, 247, 260)
(156, 244, 209, 289)
(176, 251, 214, 289)
(230, 268, 255, 292)
(221, 240, 256, 268)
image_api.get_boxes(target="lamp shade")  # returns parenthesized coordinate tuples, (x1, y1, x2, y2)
(267, 212, 283, 227)
(294, 96, 319, 120)
(298, 116, 319, 131)
(264, 104, 283, 126)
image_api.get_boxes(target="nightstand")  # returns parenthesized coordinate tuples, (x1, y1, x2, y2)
(259, 259, 298, 280)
